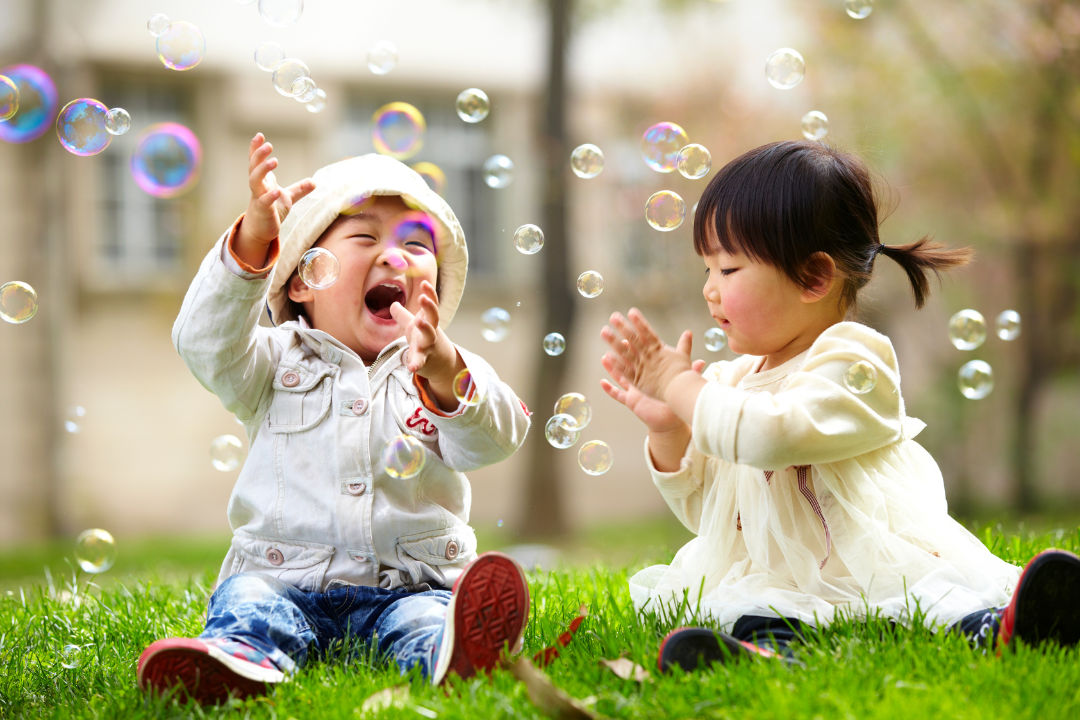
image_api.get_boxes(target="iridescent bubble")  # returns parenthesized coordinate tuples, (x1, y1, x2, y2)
(411, 162, 447, 195)
(577, 271, 604, 298)
(995, 310, 1021, 341)
(570, 144, 604, 179)
(514, 224, 544, 255)
(677, 144, 711, 179)
(60, 644, 82, 669)
(0, 75, 18, 121)
(372, 102, 426, 160)
(367, 41, 398, 75)
(259, 0, 304, 28)
(958, 360, 993, 400)
(765, 48, 805, 89)
(210, 435, 245, 472)
(554, 392, 591, 430)
(272, 59, 310, 97)
(545, 414, 580, 449)
(645, 190, 686, 232)
(801, 111, 828, 141)
(845, 0, 874, 19)
(64, 406, 86, 434)
(104, 108, 130, 136)
(578, 440, 613, 475)
(482, 155, 514, 189)
(497, 519, 504, 528)
(299, 247, 340, 289)
(147, 14, 171, 37)
(704, 327, 727, 352)
(306, 88, 327, 114)
(948, 309, 987, 351)
(130, 123, 202, 199)
(0, 65, 58, 144)
(452, 368, 482, 407)
(74, 528, 117, 573)
(156, 21, 206, 71)
(481, 307, 510, 342)
(456, 88, 490, 123)
(543, 332, 565, 356)
(0, 281, 37, 324)
(255, 41, 285, 72)
(843, 360, 877, 394)
(56, 99, 111, 156)
(291, 77, 317, 103)
(382, 434, 426, 479)
(641, 122, 689, 173)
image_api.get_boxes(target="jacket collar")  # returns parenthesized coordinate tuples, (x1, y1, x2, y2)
(285, 316, 408, 370)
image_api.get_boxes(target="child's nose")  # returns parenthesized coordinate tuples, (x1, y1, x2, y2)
(381, 248, 408, 271)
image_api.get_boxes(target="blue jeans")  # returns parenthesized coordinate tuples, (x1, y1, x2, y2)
(199, 572, 451, 678)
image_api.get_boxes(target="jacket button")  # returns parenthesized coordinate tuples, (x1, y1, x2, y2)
(266, 548, 284, 566)
(347, 482, 366, 496)
(352, 398, 368, 415)
(444, 540, 459, 561)
(281, 371, 300, 388)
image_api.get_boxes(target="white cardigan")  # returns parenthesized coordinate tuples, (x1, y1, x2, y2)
(630, 321, 1020, 629)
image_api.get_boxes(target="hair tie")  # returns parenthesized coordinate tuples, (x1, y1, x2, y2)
(873, 243, 887, 257)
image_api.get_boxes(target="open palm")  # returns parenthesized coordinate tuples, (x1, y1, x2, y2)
(601, 356, 705, 434)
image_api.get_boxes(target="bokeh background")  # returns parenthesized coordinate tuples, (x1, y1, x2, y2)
(2, 0, 1080, 578)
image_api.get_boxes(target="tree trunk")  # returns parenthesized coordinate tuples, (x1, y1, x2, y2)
(519, 0, 574, 538)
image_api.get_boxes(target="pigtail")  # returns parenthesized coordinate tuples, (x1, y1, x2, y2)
(878, 236, 974, 309)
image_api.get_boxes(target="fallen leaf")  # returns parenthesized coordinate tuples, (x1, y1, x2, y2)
(508, 657, 601, 720)
(359, 686, 410, 714)
(534, 605, 589, 667)
(599, 658, 651, 683)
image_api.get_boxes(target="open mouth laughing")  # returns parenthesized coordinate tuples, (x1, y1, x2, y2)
(364, 282, 406, 320)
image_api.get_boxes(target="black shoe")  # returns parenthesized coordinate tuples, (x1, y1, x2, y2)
(999, 549, 1080, 649)
(657, 627, 782, 673)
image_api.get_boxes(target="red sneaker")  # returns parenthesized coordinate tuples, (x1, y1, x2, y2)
(657, 627, 781, 673)
(431, 552, 530, 685)
(998, 549, 1080, 650)
(137, 637, 285, 704)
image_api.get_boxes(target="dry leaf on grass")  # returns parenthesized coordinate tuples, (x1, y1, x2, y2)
(534, 604, 590, 667)
(508, 656, 601, 720)
(599, 657, 651, 683)
(359, 686, 410, 714)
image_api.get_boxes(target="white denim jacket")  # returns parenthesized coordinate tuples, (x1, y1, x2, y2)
(173, 226, 531, 592)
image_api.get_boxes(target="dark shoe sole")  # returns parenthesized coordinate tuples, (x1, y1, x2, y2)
(1014, 551, 1080, 647)
(658, 627, 778, 673)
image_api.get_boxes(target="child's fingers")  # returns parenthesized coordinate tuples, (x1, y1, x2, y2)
(249, 157, 279, 194)
(600, 354, 634, 390)
(284, 177, 316, 205)
(420, 279, 439, 304)
(627, 308, 662, 347)
(610, 313, 646, 353)
(389, 301, 415, 326)
(256, 188, 282, 211)
(418, 291, 440, 329)
(600, 379, 628, 406)
(675, 329, 693, 357)
(692, 359, 706, 374)
(248, 140, 272, 174)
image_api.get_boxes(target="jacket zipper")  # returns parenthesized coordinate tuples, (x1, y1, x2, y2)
(367, 346, 398, 378)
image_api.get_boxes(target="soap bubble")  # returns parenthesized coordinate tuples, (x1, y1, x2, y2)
(210, 435, 245, 472)
(543, 333, 566, 356)
(958, 360, 993, 400)
(645, 190, 686, 232)
(0, 281, 38, 324)
(372, 102, 426, 160)
(255, 41, 284, 72)
(56, 99, 111, 156)
(260, 0, 304, 28)
(765, 48, 805, 89)
(367, 41, 398, 75)
(482, 154, 514, 189)
(578, 440, 613, 475)
(704, 327, 727, 352)
(299, 247, 340, 289)
(60, 645, 82, 669)
(130, 123, 202, 198)
(64, 406, 86, 434)
(74, 528, 117, 573)
(948, 309, 986, 351)
(382, 434, 426, 479)
(156, 21, 206, 71)
(105, 108, 130, 135)
(513, 224, 544, 255)
(554, 392, 591, 430)
(272, 58, 310, 97)
(677, 144, 711, 179)
(801, 111, 828, 140)
(481, 307, 510, 342)
(306, 88, 327, 114)
(577, 271, 604, 298)
(641, 122, 689, 173)
(845, 0, 874, 19)
(452, 368, 481, 406)
(147, 14, 171, 37)
(995, 310, 1021, 341)
(411, 162, 447, 195)
(0, 65, 58, 144)
(456, 88, 490, 123)
(291, 77, 317, 103)
(570, 144, 604, 179)
(843, 360, 877, 394)
(0, 75, 18, 121)
(545, 414, 580, 449)
(497, 519, 504, 528)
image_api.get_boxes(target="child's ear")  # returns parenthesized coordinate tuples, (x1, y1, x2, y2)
(799, 252, 836, 303)
(287, 272, 314, 304)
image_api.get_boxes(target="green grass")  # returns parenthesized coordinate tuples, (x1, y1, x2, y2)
(2, 522, 1080, 719)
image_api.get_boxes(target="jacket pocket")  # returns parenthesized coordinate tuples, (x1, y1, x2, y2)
(396, 525, 477, 567)
(229, 531, 335, 592)
(267, 364, 334, 433)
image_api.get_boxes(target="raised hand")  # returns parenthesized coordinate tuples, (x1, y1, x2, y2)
(388, 280, 458, 380)
(601, 308, 695, 403)
(601, 355, 705, 434)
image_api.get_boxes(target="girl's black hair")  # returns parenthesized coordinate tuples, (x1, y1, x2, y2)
(692, 140, 972, 310)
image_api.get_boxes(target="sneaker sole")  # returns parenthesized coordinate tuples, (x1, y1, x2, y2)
(1014, 551, 1080, 647)
(138, 638, 281, 705)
